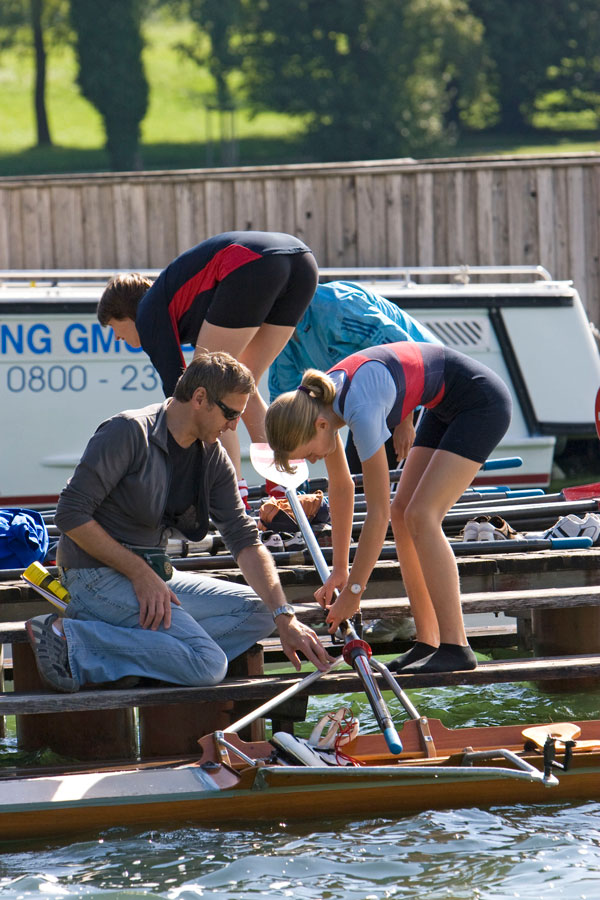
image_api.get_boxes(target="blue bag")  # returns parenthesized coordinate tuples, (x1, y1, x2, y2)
(0, 508, 49, 569)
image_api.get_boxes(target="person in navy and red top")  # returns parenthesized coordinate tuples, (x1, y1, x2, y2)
(265, 341, 512, 674)
(97, 231, 318, 499)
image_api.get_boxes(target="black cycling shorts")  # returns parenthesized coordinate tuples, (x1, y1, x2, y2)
(204, 251, 318, 329)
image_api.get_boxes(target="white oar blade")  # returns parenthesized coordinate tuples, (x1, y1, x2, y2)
(249, 442, 309, 489)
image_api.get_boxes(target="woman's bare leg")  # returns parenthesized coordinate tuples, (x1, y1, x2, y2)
(194, 321, 295, 473)
(395, 448, 481, 645)
(194, 323, 258, 477)
(391, 447, 440, 645)
(236, 323, 296, 442)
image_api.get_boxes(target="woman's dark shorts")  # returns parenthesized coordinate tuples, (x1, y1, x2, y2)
(413, 350, 512, 464)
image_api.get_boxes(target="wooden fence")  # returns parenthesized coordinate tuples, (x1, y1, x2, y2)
(1, 151, 600, 319)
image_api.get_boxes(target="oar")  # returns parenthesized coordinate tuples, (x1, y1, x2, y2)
(480, 456, 523, 471)
(250, 443, 406, 755)
(227, 655, 347, 735)
(251, 455, 524, 497)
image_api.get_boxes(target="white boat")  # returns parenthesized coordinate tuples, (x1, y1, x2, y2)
(1, 266, 598, 506)
(1, 718, 600, 843)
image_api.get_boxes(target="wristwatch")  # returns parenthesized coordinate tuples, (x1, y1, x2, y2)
(272, 604, 295, 621)
(349, 583, 363, 595)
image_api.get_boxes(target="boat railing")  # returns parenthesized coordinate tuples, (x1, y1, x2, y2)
(252, 754, 560, 790)
(0, 269, 160, 287)
(317, 264, 554, 285)
(0, 264, 553, 289)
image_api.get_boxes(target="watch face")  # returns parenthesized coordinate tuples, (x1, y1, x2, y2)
(274, 605, 295, 618)
(350, 583, 362, 595)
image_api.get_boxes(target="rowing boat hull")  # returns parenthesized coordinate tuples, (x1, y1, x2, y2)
(1, 719, 599, 842)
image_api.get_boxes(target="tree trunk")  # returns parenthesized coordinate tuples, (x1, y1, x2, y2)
(497, 89, 528, 133)
(31, 0, 52, 146)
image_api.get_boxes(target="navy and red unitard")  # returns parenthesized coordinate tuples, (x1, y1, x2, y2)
(328, 342, 512, 464)
(137, 231, 317, 397)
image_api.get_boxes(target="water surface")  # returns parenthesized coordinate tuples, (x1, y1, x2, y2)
(0, 681, 598, 900)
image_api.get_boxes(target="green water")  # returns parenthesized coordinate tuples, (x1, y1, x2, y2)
(0, 678, 599, 899)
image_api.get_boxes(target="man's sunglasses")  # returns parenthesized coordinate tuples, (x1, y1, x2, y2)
(211, 395, 245, 421)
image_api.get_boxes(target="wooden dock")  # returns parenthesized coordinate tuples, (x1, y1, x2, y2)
(1, 539, 599, 762)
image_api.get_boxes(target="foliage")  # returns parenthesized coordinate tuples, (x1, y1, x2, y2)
(234, 0, 492, 160)
(0, 0, 29, 50)
(0, 1, 71, 58)
(2, 1, 600, 173)
(70, 0, 149, 170)
(469, 0, 600, 131)
(541, 1, 600, 123)
(182, 0, 242, 109)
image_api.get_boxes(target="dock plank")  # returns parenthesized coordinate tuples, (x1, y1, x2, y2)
(1, 654, 599, 716)
(0, 585, 598, 643)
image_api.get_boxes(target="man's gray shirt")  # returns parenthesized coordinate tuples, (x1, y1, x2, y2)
(55, 400, 259, 568)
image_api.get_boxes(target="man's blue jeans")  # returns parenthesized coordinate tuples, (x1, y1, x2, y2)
(61, 567, 274, 688)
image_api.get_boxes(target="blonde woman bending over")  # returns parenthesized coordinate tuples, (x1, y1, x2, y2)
(265, 342, 512, 674)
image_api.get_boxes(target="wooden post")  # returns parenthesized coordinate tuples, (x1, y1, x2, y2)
(13, 643, 137, 760)
(531, 607, 600, 691)
(138, 644, 266, 759)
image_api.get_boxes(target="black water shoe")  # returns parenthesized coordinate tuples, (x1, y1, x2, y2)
(387, 641, 438, 672)
(402, 643, 477, 674)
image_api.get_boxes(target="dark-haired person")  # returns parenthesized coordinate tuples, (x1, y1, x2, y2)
(26, 351, 330, 693)
(97, 231, 318, 504)
(265, 342, 512, 674)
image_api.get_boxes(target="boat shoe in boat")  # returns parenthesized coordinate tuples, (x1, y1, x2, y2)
(26, 613, 78, 693)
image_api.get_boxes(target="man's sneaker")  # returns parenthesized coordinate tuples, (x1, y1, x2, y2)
(363, 618, 416, 643)
(261, 530, 285, 552)
(544, 512, 600, 543)
(478, 521, 496, 541)
(281, 532, 305, 551)
(25, 613, 78, 693)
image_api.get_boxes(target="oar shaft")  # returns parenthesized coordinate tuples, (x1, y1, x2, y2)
(285, 489, 332, 584)
(280, 456, 524, 494)
(285, 488, 404, 755)
(227, 655, 346, 734)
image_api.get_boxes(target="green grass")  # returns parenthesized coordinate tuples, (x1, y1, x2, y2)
(0, 17, 310, 175)
(1, 16, 599, 177)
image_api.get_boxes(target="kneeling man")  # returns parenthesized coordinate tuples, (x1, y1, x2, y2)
(27, 350, 330, 692)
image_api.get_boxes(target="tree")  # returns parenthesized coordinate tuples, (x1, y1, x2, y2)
(70, 0, 149, 170)
(538, 1, 600, 125)
(174, 0, 243, 163)
(31, 0, 51, 145)
(236, 0, 491, 160)
(469, 0, 600, 132)
(0, 0, 71, 147)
